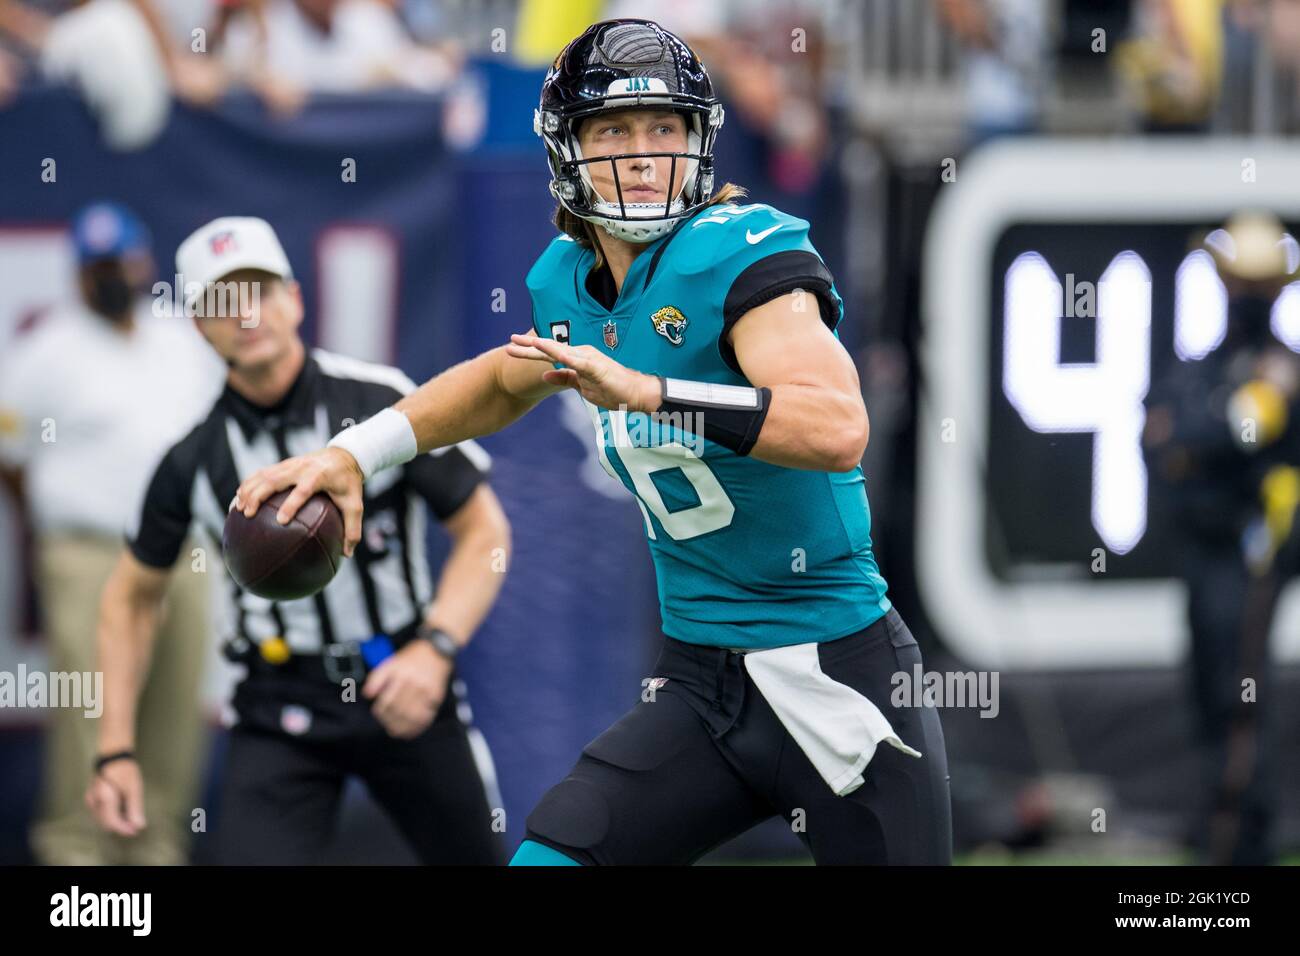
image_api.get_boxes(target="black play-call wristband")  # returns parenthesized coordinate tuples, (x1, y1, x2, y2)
(653, 376, 772, 456)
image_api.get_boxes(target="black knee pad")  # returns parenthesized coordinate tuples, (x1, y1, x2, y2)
(525, 778, 611, 856)
(524, 693, 705, 864)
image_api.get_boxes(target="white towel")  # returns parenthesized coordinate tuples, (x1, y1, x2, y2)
(743, 642, 922, 797)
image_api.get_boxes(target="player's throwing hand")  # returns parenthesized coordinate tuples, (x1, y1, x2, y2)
(507, 333, 661, 413)
(233, 447, 366, 557)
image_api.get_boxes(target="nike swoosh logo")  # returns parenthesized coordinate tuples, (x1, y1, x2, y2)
(746, 225, 782, 244)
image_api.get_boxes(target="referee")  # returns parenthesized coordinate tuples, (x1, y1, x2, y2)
(86, 217, 511, 865)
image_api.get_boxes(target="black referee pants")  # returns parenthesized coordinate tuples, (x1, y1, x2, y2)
(216, 674, 504, 866)
(523, 608, 953, 865)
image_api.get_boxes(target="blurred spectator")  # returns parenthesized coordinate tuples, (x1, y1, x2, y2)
(0, 202, 225, 864)
(206, 0, 263, 52)
(219, 0, 461, 110)
(39, 0, 171, 148)
(1117, 0, 1225, 132)
(935, 0, 1053, 145)
(1, 0, 467, 129)
(0, 0, 228, 147)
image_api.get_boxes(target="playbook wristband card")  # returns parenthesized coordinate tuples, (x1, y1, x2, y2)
(656, 376, 771, 456)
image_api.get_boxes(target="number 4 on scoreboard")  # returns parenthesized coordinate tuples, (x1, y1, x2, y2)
(1002, 251, 1151, 555)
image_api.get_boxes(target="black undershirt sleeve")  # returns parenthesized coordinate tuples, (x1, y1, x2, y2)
(719, 250, 841, 374)
(403, 445, 488, 521)
(127, 447, 195, 569)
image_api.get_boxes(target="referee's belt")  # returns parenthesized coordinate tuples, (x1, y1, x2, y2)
(226, 625, 419, 685)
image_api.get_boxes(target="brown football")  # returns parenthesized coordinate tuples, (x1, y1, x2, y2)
(222, 490, 345, 601)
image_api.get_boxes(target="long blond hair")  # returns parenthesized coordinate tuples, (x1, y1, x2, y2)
(554, 182, 748, 270)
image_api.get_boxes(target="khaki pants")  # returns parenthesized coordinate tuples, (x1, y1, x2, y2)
(29, 533, 210, 865)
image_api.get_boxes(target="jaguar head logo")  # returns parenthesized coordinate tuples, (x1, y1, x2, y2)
(650, 306, 688, 346)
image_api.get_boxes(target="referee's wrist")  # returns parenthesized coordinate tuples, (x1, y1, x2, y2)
(416, 624, 461, 661)
(94, 750, 136, 774)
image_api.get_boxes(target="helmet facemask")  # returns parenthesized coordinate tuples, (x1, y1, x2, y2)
(538, 96, 724, 243)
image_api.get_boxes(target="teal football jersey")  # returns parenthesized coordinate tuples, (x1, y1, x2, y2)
(526, 203, 891, 649)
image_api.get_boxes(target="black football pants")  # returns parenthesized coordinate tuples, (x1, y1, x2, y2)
(216, 675, 504, 865)
(523, 608, 953, 865)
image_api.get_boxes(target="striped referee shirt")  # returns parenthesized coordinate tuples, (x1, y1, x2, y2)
(127, 348, 490, 654)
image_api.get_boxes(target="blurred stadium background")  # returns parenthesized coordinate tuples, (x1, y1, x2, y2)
(1, 0, 1299, 864)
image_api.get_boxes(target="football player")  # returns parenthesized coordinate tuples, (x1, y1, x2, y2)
(233, 18, 952, 865)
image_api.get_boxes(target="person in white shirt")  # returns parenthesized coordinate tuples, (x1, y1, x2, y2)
(219, 0, 457, 104)
(0, 201, 225, 864)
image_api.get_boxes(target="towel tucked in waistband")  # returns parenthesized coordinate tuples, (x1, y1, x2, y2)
(743, 640, 921, 797)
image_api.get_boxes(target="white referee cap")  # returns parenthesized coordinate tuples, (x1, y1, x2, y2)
(176, 216, 294, 310)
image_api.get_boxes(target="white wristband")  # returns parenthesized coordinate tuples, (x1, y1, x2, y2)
(327, 407, 418, 480)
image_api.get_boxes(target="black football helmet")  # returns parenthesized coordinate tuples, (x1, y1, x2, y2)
(535, 19, 725, 242)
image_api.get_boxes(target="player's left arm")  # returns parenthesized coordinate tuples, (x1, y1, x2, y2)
(724, 292, 868, 472)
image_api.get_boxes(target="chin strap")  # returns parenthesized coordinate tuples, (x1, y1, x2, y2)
(593, 212, 681, 242)
(588, 194, 687, 241)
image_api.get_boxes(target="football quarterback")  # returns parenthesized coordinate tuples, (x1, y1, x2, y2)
(235, 18, 952, 866)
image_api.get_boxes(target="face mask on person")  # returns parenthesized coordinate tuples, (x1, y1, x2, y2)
(87, 271, 136, 317)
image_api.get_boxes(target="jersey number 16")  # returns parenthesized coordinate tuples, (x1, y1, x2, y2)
(581, 400, 735, 541)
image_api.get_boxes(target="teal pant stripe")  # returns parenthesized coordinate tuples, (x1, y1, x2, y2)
(509, 839, 582, 866)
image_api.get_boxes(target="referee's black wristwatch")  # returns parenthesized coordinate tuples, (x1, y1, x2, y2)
(415, 624, 460, 661)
